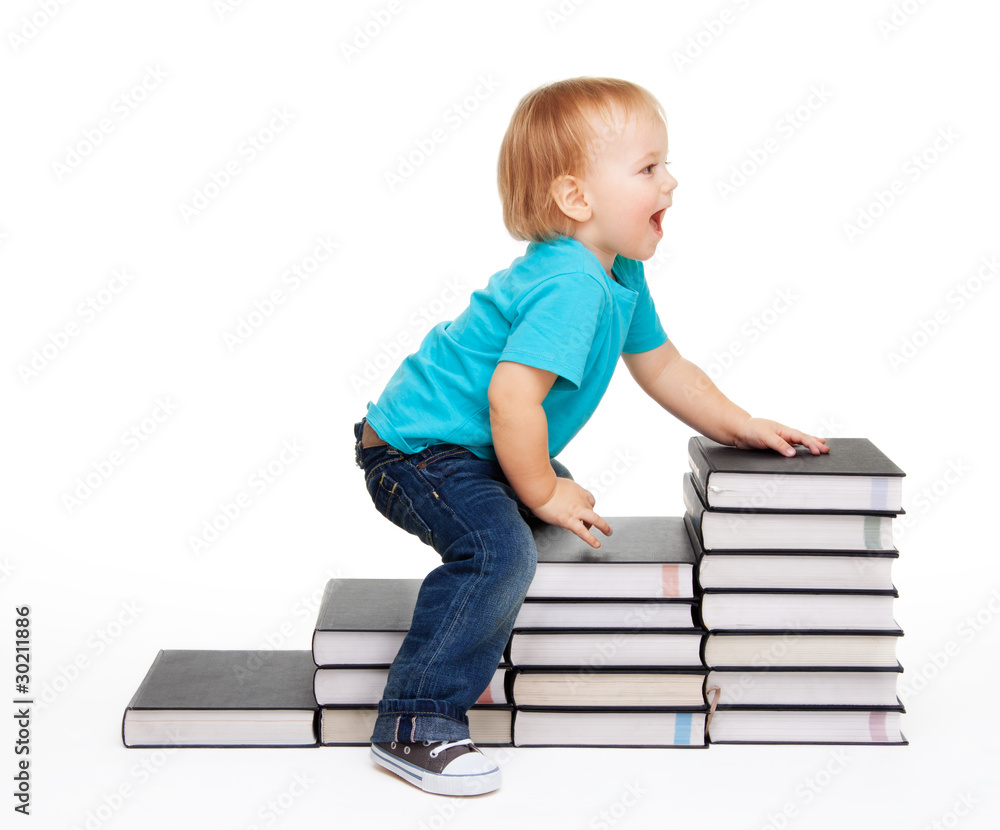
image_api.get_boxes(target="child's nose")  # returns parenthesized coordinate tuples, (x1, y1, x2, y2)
(661, 169, 677, 193)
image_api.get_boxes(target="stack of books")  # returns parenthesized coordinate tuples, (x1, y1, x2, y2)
(120, 435, 908, 753)
(313, 515, 711, 749)
(313, 578, 514, 746)
(682, 436, 908, 745)
(510, 517, 709, 748)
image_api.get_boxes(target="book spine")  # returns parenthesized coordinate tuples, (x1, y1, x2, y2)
(122, 648, 166, 748)
(687, 440, 712, 505)
(681, 476, 707, 548)
(506, 668, 519, 707)
(476, 669, 509, 705)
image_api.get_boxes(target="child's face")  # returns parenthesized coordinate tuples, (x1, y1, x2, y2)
(572, 110, 676, 275)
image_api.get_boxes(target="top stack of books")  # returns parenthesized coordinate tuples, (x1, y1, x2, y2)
(682, 436, 907, 745)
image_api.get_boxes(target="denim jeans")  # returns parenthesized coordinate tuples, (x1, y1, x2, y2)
(354, 419, 571, 742)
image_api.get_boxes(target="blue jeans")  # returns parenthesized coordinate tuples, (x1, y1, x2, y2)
(354, 419, 571, 742)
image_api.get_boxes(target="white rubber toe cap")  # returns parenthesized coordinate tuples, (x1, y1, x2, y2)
(440, 752, 500, 776)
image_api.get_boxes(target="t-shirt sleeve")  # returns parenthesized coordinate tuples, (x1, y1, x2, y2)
(499, 273, 605, 389)
(622, 264, 668, 354)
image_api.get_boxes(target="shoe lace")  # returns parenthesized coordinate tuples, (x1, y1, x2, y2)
(425, 738, 473, 758)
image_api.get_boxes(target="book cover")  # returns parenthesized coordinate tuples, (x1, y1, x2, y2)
(311, 578, 422, 666)
(528, 516, 695, 598)
(122, 649, 319, 748)
(687, 436, 905, 512)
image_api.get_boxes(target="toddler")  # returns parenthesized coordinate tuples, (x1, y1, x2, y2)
(354, 76, 828, 796)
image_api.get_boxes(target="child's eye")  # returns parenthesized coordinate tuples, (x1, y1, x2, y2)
(642, 164, 656, 174)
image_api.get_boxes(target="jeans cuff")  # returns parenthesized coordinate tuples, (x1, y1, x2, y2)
(372, 699, 471, 742)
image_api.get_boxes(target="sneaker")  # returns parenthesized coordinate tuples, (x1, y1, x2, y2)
(371, 739, 501, 796)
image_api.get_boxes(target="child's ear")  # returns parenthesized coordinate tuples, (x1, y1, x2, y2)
(550, 175, 592, 224)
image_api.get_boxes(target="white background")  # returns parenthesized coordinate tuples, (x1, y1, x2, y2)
(3, 0, 998, 827)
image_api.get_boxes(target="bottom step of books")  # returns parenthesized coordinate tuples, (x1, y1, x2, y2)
(122, 650, 318, 747)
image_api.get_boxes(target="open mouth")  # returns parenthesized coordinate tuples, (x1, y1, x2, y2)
(650, 208, 667, 235)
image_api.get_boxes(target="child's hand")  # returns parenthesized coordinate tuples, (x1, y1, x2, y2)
(531, 478, 612, 549)
(732, 417, 830, 457)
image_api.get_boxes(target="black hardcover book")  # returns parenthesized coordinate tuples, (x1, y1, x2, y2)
(529, 516, 696, 598)
(687, 436, 904, 512)
(702, 631, 903, 669)
(509, 628, 704, 667)
(312, 579, 510, 668)
(699, 589, 900, 632)
(515, 598, 698, 630)
(314, 665, 510, 706)
(508, 666, 708, 709)
(320, 705, 513, 746)
(683, 474, 897, 552)
(122, 649, 318, 748)
(312, 578, 422, 667)
(512, 707, 708, 747)
(684, 514, 898, 592)
(707, 665, 904, 708)
(707, 705, 907, 745)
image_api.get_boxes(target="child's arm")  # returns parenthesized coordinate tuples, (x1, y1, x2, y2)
(489, 360, 612, 548)
(622, 340, 829, 456)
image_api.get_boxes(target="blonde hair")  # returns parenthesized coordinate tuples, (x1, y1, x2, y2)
(497, 77, 665, 243)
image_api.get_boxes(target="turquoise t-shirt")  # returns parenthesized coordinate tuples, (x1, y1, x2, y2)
(365, 236, 667, 461)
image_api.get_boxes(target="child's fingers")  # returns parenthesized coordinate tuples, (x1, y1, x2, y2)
(585, 511, 612, 538)
(761, 430, 796, 457)
(799, 435, 830, 454)
(567, 509, 611, 549)
(781, 428, 830, 455)
(572, 524, 601, 549)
